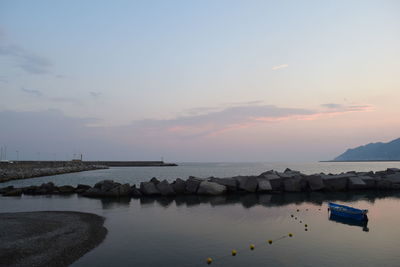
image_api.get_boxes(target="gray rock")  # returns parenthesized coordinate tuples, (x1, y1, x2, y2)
(22, 186, 39, 195)
(377, 179, 393, 190)
(130, 185, 142, 197)
(150, 177, 160, 185)
(256, 178, 272, 192)
(284, 178, 302, 192)
(236, 176, 258, 192)
(185, 177, 202, 194)
(359, 176, 377, 189)
(140, 182, 160, 195)
(197, 181, 227, 195)
(82, 188, 103, 197)
(264, 174, 284, 191)
(385, 173, 400, 184)
(387, 168, 400, 174)
(58, 185, 75, 194)
(40, 182, 55, 193)
(3, 188, 23, 196)
(76, 184, 91, 194)
(322, 174, 349, 191)
(94, 180, 114, 191)
(156, 180, 176, 196)
(77, 184, 91, 191)
(306, 175, 325, 191)
(113, 183, 131, 197)
(348, 177, 367, 189)
(171, 178, 186, 194)
(0, 186, 14, 194)
(209, 177, 238, 192)
(259, 170, 275, 176)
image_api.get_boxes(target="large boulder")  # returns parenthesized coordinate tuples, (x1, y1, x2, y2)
(40, 182, 55, 193)
(387, 168, 400, 174)
(283, 178, 302, 192)
(3, 188, 22, 196)
(377, 179, 393, 190)
(306, 175, 325, 191)
(171, 178, 186, 195)
(185, 177, 202, 194)
(83, 187, 103, 197)
(140, 182, 160, 195)
(22, 186, 39, 195)
(209, 177, 238, 192)
(322, 174, 351, 191)
(109, 183, 131, 197)
(156, 180, 176, 196)
(130, 185, 142, 197)
(359, 176, 377, 189)
(94, 180, 115, 192)
(263, 174, 284, 191)
(0, 186, 14, 194)
(235, 176, 258, 192)
(150, 177, 160, 185)
(348, 177, 367, 189)
(58, 185, 75, 194)
(76, 184, 91, 194)
(385, 173, 400, 184)
(197, 181, 227, 195)
(257, 178, 272, 192)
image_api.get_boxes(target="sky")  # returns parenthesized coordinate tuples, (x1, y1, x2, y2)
(0, 0, 399, 162)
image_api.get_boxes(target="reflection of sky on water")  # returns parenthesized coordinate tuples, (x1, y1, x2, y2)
(2, 191, 400, 266)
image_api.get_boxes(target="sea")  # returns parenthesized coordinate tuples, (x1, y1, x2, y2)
(2, 162, 400, 267)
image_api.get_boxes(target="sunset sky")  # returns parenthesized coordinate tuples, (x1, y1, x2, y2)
(1, 0, 399, 161)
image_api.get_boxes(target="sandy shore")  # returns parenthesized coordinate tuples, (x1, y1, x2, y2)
(0, 211, 107, 267)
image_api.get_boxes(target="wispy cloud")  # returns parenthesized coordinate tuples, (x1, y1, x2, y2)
(50, 97, 82, 105)
(271, 64, 289, 70)
(120, 103, 373, 138)
(321, 103, 342, 109)
(20, 87, 43, 97)
(0, 42, 51, 74)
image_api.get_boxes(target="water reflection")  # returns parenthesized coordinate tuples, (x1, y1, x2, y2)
(133, 191, 400, 209)
(329, 213, 369, 232)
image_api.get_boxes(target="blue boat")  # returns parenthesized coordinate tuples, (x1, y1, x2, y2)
(328, 202, 368, 221)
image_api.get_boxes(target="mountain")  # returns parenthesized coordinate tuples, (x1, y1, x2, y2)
(334, 138, 400, 161)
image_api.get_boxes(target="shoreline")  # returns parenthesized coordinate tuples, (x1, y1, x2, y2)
(0, 211, 107, 267)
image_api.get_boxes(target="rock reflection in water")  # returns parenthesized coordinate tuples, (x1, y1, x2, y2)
(134, 191, 400, 210)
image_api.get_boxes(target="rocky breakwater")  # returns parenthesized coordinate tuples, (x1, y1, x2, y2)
(0, 164, 109, 183)
(2, 168, 400, 198)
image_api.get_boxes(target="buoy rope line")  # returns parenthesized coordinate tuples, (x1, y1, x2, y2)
(199, 207, 317, 265)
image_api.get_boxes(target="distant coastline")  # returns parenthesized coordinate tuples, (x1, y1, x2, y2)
(321, 160, 400, 162)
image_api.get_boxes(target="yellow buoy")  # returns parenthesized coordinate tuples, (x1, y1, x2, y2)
(289, 233, 293, 237)
(250, 244, 255, 250)
(305, 224, 308, 227)
(268, 240, 273, 244)
(206, 258, 213, 265)
(231, 249, 237, 256)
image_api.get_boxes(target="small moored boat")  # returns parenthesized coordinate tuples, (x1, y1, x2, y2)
(328, 202, 368, 221)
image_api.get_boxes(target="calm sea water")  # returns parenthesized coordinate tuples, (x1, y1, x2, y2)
(2, 162, 400, 267)
(2, 161, 400, 187)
